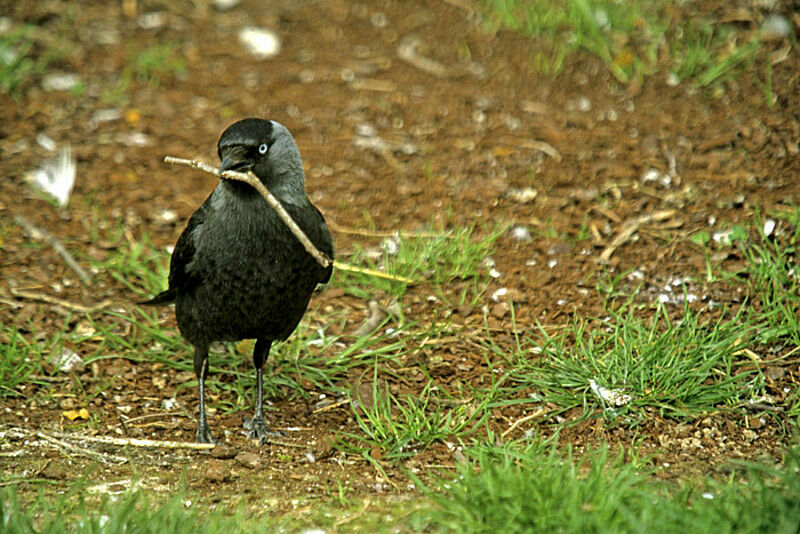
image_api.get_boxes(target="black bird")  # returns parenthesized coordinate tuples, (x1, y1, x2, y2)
(142, 118, 333, 444)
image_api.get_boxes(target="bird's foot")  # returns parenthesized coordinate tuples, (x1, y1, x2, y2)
(196, 424, 218, 445)
(243, 415, 284, 445)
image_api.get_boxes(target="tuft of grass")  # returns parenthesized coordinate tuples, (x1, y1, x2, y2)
(0, 485, 264, 534)
(103, 42, 186, 105)
(0, 482, 423, 533)
(334, 225, 505, 297)
(489, 304, 764, 421)
(482, 0, 764, 88)
(0, 325, 48, 398)
(671, 21, 760, 87)
(415, 441, 645, 532)
(735, 209, 800, 347)
(415, 440, 800, 533)
(0, 25, 54, 95)
(90, 233, 170, 299)
(482, 0, 665, 81)
(338, 376, 488, 462)
(131, 42, 187, 85)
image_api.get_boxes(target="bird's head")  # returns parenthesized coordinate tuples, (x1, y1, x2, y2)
(217, 118, 306, 203)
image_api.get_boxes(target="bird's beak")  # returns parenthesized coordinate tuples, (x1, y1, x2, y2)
(219, 155, 238, 177)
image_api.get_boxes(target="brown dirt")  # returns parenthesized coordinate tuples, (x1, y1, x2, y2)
(1, 0, 799, 517)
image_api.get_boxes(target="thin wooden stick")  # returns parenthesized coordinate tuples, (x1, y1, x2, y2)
(46, 430, 215, 450)
(9, 287, 113, 314)
(36, 432, 128, 464)
(327, 219, 452, 239)
(164, 156, 331, 269)
(333, 260, 415, 284)
(15, 215, 92, 285)
(501, 407, 550, 438)
(598, 209, 676, 263)
(312, 397, 350, 414)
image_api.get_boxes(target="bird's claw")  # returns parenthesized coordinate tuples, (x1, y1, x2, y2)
(196, 425, 218, 445)
(243, 415, 284, 445)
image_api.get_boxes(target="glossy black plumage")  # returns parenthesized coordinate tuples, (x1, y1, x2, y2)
(143, 118, 333, 443)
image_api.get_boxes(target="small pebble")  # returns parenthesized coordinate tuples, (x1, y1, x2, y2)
(760, 14, 792, 41)
(504, 187, 538, 203)
(355, 123, 376, 137)
(42, 73, 81, 92)
(213, 0, 241, 10)
(370, 12, 388, 28)
(138, 12, 166, 29)
(666, 72, 680, 87)
(239, 27, 281, 60)
(509, 225, 531, 242)
(49, 348, 84, 373)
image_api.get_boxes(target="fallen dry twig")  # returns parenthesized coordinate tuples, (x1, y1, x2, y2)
(46, 430, 215, 450)
(14, 215, 92, 285)
(501, 138, 562, 162)
(501, 406, 551, 438)
(164, 156, 332, 269)
(9, 287, 113, 315)
(327, 219, 452, 239)
(397, 35, 448, 77)
(353, 300, 402, 337)
(599, 210, 676, 263)
(312, 397, 350, 414)
(36, 431, 128, 465)
(333, 261, 415, 285)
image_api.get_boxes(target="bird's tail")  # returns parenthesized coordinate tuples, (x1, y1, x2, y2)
(138, 288, 177, 306)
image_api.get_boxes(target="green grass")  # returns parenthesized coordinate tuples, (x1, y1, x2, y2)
(338, 376, 489, 462)
(0, 325, 48, 398)
(483, 0, 664, 81)
(102, 42, 186, 105)
(0, 25, 54, 95)
(689, 207, 800, 346)
(0, 481, 424, 533)
(0, 485, 262, 534)
(3, 442, 799, 533)
(69, 306, 406, 418)
(7, 204, 800, 530)
(671, 21, 760, 87)
(482, 0, 765, 88)
(735, 209, 800, 346)
(483, 304, 764, 422)
(91, 234, 170, 299)
(333, 224, 506, 298)
(415, 440, 800, 533)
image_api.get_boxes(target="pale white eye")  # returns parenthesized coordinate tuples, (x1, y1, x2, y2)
(258, 143, 268, 155)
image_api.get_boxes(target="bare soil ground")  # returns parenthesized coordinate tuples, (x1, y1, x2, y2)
(1, 0, 799, 517)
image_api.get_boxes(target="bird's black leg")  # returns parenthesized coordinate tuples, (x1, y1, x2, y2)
(193, 345, 216, 444)
(243, 338, 280, 444)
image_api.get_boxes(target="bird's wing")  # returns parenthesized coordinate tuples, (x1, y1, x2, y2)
(139, 198, 211, 305)
(166, 198, 211, 294)
(307, 203, 334, 284)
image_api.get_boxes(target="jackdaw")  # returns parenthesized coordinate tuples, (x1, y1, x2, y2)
(142, 118, 334, 444)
